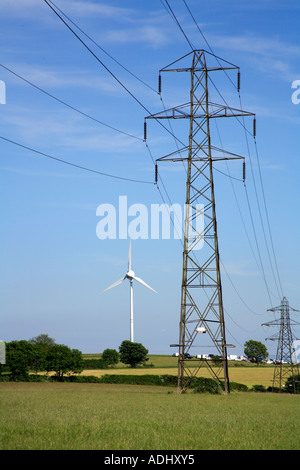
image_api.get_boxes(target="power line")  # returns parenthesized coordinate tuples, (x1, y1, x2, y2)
(0, 63, 143, 142)
(212, 118, 276, 310)
(0, 135, 154, 185)
(182, 0, 237, 90)
(43, 0, 191, 236)
(43, 0, 283, 309)
(158, 1, 284, 323)
(179, 0, 284, 303)
(43, 0, 185, 148)
(243, 182, 273, 306)
(239, 96, 282, 303)
(253, 138, 284, 298)
(43, 1, 145, 111)
(0, 0, 186, 229)
(47, 0, 158, 95)
(161, 0, 195, 50)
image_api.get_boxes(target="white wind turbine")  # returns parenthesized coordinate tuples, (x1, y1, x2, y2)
(101, 240, 157, 342)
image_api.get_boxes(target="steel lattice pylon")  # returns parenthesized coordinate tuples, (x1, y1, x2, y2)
(263, 297, 300, 393)
(146, 50, 254, 394)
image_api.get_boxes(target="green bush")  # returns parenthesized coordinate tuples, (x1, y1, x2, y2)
(191, 377, 221, 394)
(83, 358, 108, 369)
(251, 384, 266, 392)
(27, 374, 49, 382)
(98, 374, 178, 387)
(159, 375, 178, 386)
(285, 374, 300, 394)
(229, 381, 248, 392)
(62, 375, 103, 383)
(0, 364, 10, 374)
(0, 374, 10, 382)
(102, 349, 119, 367)
(100, 374, 162, 386)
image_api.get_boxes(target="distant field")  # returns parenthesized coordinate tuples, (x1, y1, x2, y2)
(83, 354, 276, 388)
(0, 382, 299, 450)
(81, 366, 275, 388)
(84, 353, 180, 368)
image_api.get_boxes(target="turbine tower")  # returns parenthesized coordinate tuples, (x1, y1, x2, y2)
(101, 240, 157, 342)
(263, 297, 300, 392)
(145, 50, 255, 394)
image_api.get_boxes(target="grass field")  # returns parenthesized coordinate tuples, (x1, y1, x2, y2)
(1, 356, 299, 450)
(0, 382, 299, 450)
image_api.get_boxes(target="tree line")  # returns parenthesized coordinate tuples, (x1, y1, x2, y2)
(0, 335, 149, 381)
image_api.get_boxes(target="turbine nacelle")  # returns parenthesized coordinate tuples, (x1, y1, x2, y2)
(126, 269, 135, 280)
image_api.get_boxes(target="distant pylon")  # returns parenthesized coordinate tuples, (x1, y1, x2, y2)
(145, 50, 255, 394)
(262, 297, 300, 393)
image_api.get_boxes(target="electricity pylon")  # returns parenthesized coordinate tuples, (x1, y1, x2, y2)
(145, 50, 255, 394)
(262, 297, 300, 393)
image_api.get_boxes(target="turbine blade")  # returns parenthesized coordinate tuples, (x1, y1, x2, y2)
(101, 277, 125, 294)
(132, 275, 158, 293)
(128, 238, 132, 271)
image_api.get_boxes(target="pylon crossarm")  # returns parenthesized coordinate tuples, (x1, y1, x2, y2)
(146, 102, 254, 121)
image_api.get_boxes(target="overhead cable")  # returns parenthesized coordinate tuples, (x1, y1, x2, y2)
(47, 0, 158, 95)
(0, 135, 154, 185)
(180, 0, 284, 303)
(0, 63, 143, 142)
(43, 0, 185, 148)
(163, 0, 280, 310)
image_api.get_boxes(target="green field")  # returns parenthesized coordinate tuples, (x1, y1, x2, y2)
(0, 382, 299, 450)
(1, 355, 299, 450)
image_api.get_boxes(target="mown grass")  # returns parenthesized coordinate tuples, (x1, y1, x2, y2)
(0, 382, 299, 450)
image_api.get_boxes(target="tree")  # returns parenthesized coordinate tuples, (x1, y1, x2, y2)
(30, 342, 48, 374)
(6, 340, 34, 380)
(244, 340, 268, 363)
(45, 344, 84, 379)
(211, 355, 222, 367)
(28, 334, 56, 373)
(119, 340, 148, 368)
(28, 334, 55, 346)
(102, 348, 119, 368)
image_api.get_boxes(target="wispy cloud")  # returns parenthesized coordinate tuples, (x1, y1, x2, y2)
(0, 0, 135, 21)
(103, 26, 170, 48)
(1, 104, 142, 153)
(1, 0, 168, 46)
(0, 0, 45, 18)
(213, 33, 300, 56)
(59, 0, 136, 21)
(3, 62, 122, 94)
(0, 166, 88, 179)
(211, 33, 300, 82)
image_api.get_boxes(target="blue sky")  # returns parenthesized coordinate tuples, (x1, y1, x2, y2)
(0, 0, 299, 357)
